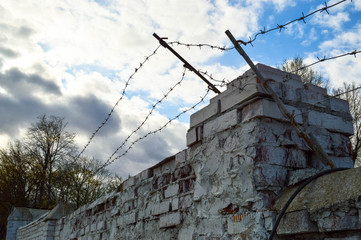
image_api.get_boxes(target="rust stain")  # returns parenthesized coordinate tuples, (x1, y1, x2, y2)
(117, 183, 123, 192)
(219, 203, 239, 215)
(233, 213, 248, 222)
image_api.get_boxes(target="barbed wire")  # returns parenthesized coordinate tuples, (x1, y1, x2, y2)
(238, 0, 351, 46)
(198, 69, 230, 87)
(333, 86, 361, 98)
(76, 45, 161, 159)
(94, 88, 211, 174)
(102, 67, 188, 164)
(294, 50, 360, 72)
(168, 41, 234, 51)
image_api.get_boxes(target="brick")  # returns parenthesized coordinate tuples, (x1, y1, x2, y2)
(156, 173, 171, 188)
(330, 156, 354, 168)
(164, 184, 179, 198)
(254, 164, 287, 188)
(171, 198, 179, 211)
(124, 212, 136, 225)
(242, 99, 303, 124)
(179, 179, 195, 193)
(178, 225, 195, 240)
(144, 204, 152, 219)
(97, 221, 105, 231)
(277, 210, 318, 235)
(203, 109, 239, 138)
(186, 126, 203, 146)
(263, 211, 277, 231)
(152, 201, 171, 216)
(254, 146, 307, 168)
(152, 166, 162, 176)
(282, 83, 301, 102)
(179, 195, 193, 209)
(219, 83, 263, 113)
(159, 212, 181, 228)
(91, 223, 96, 232)
(140, 169, 153, 180)
(123, 176, 136, 189)
(299, 87, 328, 108)
(330, 133, 353, 157)
(80, 227, 85, 236)
(330, 97, 351, 113)
(190, 100, 219, 127)
(280, 128, 308, 150)
(161, 159, 176, 172)
(304, 83, 327, 94)
(317, 213, 360, 232)
(212, 70, 284, 112)
(256, 63, 302, 84)
(308, 111, 353, 136)
(175, 149, 187, 164)
(173, 164, 193, 181)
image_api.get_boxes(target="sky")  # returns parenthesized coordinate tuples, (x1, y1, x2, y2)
(0, 0, 360, 179)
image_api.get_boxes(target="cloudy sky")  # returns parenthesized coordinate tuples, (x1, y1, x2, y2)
(0, 0, 360, 178)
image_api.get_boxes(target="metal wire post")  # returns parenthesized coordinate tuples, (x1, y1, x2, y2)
(153, 33, 221, 94)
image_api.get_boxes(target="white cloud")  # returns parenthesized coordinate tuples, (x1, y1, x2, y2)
(355, 0, 361, 10)
(304, 23, 361, 89)
(312, 11, 350, 31)
(301, 27, 318, 46)
(319, 23, 361, 51)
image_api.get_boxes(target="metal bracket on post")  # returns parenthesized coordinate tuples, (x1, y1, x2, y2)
(225, 29, 335, 168)
(153, 33, 221, 94)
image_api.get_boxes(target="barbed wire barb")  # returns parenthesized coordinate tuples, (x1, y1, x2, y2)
(198, 69, 230, 87)
(167, 41, 234, 51)
(294, 49, 361, 72)
(321, 2, 330, 14)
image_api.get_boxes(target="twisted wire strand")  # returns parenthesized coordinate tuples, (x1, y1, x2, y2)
(295, 50, 361, 72)
(168, 41, 234, 51)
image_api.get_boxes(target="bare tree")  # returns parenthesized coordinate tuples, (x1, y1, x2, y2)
(54, 156, 122, 208)
(333, 83, 361, 166)
(281, 57, 327, 87)
(25, 115, 76, 208)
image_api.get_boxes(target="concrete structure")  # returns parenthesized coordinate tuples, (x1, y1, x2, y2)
(6, 207, 49, 240)
(10, 64, 361, 239)
(6, 203, 73, 240)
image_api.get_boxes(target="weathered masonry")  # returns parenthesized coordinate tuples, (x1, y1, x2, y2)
(11, 64, 361, 239)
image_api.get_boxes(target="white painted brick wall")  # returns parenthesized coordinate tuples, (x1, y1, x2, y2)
(242, 99, 303, 124)
(308, 111, 353, 135)
(164, 184, 179, 198)
(203, 109, 238, 138)
(159, 212, 181, 228)
(16, 64, 358, 240)
(190, 100, 219, 127)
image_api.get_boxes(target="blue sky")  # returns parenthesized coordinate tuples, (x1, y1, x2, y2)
(0, 0, 360, 178)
